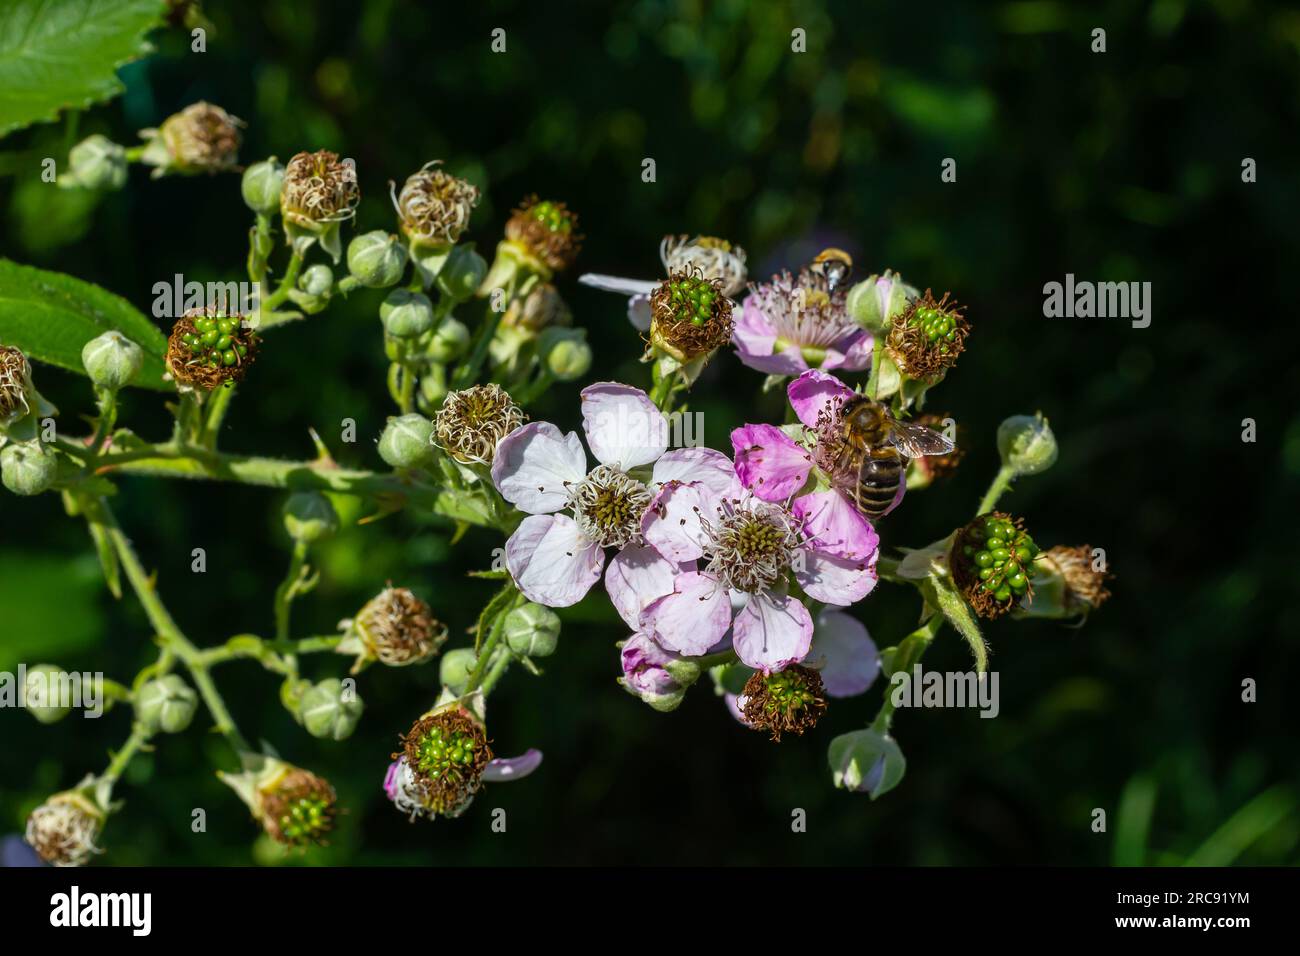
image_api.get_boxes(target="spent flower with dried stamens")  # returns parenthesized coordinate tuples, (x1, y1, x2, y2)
(394, 705, 493, 818)
(219, 756, 338, 849)
(951, 512, 1041, 620)
(339, 586, 447, 672)
(660, 235, 748, 297)
(280, 149, 360, 261)
(1023, 545, 1113, 620)
(140, 102, 243, 176)
(0, 345, 32, 424)
(739, 665, 828, 742)
(393, 161, 480, 248)
(648, 268, 734, 363)
(505, 197, 582, 273)
(435, 384, 525, 465)
(165, 309, 258, 391)
(886, 289, 970, 382)
(25, 790, 105, 867)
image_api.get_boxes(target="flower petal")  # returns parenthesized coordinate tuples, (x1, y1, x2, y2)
(787, 368, 855, 428)
(795, 547, 878, 606)
(804, 609, 879, 697)
(620, 631, 685, 696)
(652, 447, 739, 497)
(732, 591, 814, 671)
(793, 489, 880, 560)
(491, 421, 588, 514)
(483, 749, 544, 783)
(731, 423, 813, 502)
(821, 329, 874, 372)
(605, 544, 682, 630)
(505, 513, 604, 607)
(580, 382, 669, 470)
(644, 571, 732, 656)
(627, 294, 652, 332)
(577, 274, 658, 297)
(641, 481, 712, 563)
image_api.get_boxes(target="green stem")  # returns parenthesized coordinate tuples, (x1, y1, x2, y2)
(89, 387, 118, 453)
(101, 722, 154, 787)
(198, 384, 237, 450)
(869, 613, 943, 734)
(262, 252, 304, 312)
(479, 647, 513, 696)
(273, 540, 311, 643)
(465, 590, 523, 694)
(976, 465, 1016, 516)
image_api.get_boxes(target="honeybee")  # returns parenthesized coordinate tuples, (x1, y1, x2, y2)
(833, 396, 956, 519)
(810, 248, 853, 293)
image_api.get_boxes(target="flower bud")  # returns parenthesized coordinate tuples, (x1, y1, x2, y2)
(649, 270, 735, 363)
(340, 586, 448, 671)
(140, 102, 243, 176)
(618, 633, 697, 712)
(298, 678, 364, 741)
(433, 384, 524, 465)
(25, 790, 105, 866)
(845, 270, 915, 333)
(539, 328, 592, 381)
(379, 289, 435, 339)
(135, 674, 198, 734)
(298, 263, 334, 297)
(439, 648, 478, 695)
(165, 309, 259, 390)
(393, 703, 493, 818)
(504, 603, 560, 657)
(24, 664, 72, 724)
(2, 440, 57, 496)
(347, 231, 408, 288)
(997, 412, 1058, 477)
(739, 665, 828, 741)
(378, 413, 436, 468)
(435, 245, 488, 303)
(885, 289, 970, 382)
(828, 728, 906, 799)
(60, 134, 127, 190)
(951, 512, 1042, 620)
(241, 157, 285, 214)
(81, 330, 143, 391)
(424, 316, 471, 363)
(282, 491, 339, 544)
(418, 370, 449, 415)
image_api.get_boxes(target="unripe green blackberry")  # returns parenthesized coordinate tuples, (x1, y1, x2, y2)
(166, 310, 258, 390)
(60, 134, 127, 191)
(348, 231, 408, 288)
(740, 665, 828, 742)
(241, 157, 285, 214)
(503, 196, 582, 274)
(298, 678, 364, 741)
(2, 440, 57, 496)
(436, 245, 488, 302)
(424, 316, 471, 363)
(81, 331, 143, 391)
(395, 705, 493, 816)
(379, 289, 435, 339)
(649, 269, 734, 363)
(282, 491, 339, 544)
(136, 674, 198, 734)
(951, 512, 1041, 619)
(24, 664, 72, 724)
(886, 289, 970, 382)
(259, 768, 337, 848)
(504, 603, 561, 657)
(378, 413, 436, 468)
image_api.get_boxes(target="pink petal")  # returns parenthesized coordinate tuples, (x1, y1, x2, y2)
(580, 382, 669, 470)
(505, 513, 604, 607)
(732, 298, 777, 355)
(730, 423, 813, 503)
(627, 294, 651, 332)
(492, 421, 588, 514)
(651, 447, 739, 497)
(821, 329, 874, 372)
(644, 571, 732, 656)
(795, 547, 878, 606)
(792, 490, 880, 560)
(787, 368, 855, 429)
(732, 591, 814, 671)
(724, 692, 758, 728)
(483, 749, 544, 782)
(641, 481, 712, 563)
(605, 544, 682, 631)
(804, 609, 879, 697)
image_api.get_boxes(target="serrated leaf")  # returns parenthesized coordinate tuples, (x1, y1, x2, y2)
(0, 258, 170, 390)
(0, 0, 164, 138)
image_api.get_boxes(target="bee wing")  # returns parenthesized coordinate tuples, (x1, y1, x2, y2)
(577, 274, 659, 297)
(888, 419, 956, 458)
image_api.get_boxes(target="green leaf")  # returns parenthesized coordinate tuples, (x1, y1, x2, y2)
(0, 0, 164, 138)
(932, 574, 988, 673)
(0, 258, 170, 390)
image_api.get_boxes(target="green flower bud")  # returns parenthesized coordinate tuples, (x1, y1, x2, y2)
(435, 245, 488, 302)
(539, 328, 592, 381)
(136, 675, 198, 734)
(24, 664, 72, 724)
(439, 647, 478, 695)
(1, 440, 56, 496)
(424, 316, 471, 364)
(845, 270, 914, 333)
(997, 412, 1058, 477)
(241, 157, 285, 214)
(298, 678, 364, 741)
(348, 231, 408, 288)
(60, 134, 127, 191)
(418, 370, 449, 413)
(299, 263, 334, 297)
(378, 413, 435, 468)
(379, 289, 435, 339)
(828, 728, 906, 799)
(81, 331, 143, 391)
(282, 491, 339, 544)
(504, 603, 561, 657)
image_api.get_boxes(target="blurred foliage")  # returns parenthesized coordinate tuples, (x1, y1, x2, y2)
(1, 0, 1297, 865)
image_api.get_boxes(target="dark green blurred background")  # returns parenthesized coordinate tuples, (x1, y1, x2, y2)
(1, 0, 1297, 865)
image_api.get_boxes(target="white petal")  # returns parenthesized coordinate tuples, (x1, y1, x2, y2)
(580, 382, 669, 470)
(605, 544, 682, 631)
(505, 514, 604, 607)
(641, 481, 711, 563)
(795, 548, 878, 606)
(491, 421, 588, 514)
(651, 447, 739, 497)
(732, 591, 814, 671)
(804, 609, 879, 698)
(577, 274, 659, 297)
(644, 571, 732, 656)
